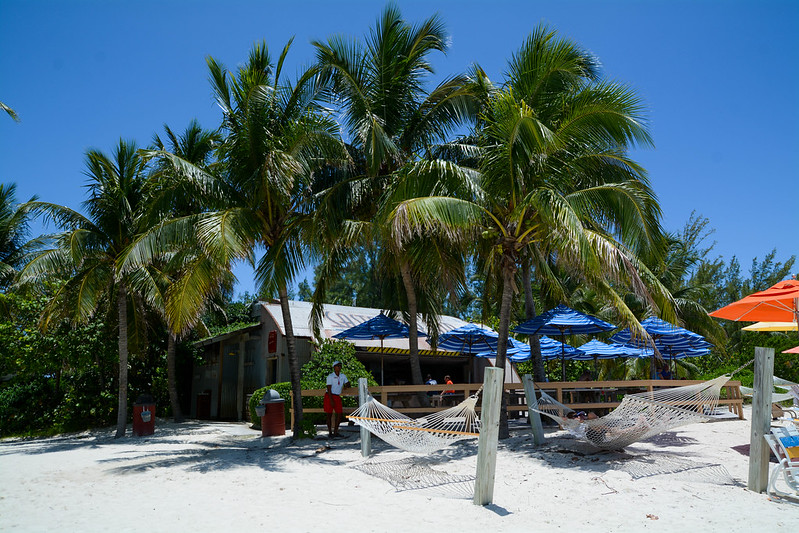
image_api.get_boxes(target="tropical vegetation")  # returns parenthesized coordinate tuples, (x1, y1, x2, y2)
(0, 5, 795, 438)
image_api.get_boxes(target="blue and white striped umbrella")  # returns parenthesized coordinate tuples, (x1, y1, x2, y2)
(610, 317, 704, 349)
(575, 339, 646, 360)
(333, 312, 425, 341)
(333, 313, 425, 385)
(514, 304, 616, 336)
(610, 317, 712, 375)
(438, 323, 500, 354)
(492, 336, 584, 363)
(514, 305, 614, 380)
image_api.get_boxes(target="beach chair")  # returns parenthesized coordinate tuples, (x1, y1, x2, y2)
(764, 425, 799, 505)
(772, 403, 799, 421)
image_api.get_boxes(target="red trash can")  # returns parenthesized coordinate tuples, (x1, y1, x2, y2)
(132, 394, 156, 436)
(259, 390, 285, 437)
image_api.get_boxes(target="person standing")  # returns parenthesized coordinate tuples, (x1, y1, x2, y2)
(325, 361, 350, 438)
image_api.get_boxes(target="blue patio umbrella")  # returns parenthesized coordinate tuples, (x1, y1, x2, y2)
(610, 317, 711, 376)
(575, 339, 648, 374)
(474, 338, 522, 359)
(576, 339, 644, 359)
(439, 323, 506, 382)
(514, 305, 616, 381)
(476, 336, 583, 368)
(438, 323, 501, 354)
(333, 313, 426, 385)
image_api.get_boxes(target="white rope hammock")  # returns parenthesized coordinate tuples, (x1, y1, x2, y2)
(532, 375, 730, 450)
(347, 394, 481, 454)
(740, 376, 798, 404)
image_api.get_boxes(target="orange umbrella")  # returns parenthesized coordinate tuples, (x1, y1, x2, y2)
(709, 279, 799, 323)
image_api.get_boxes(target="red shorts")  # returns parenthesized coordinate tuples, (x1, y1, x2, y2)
(324, 393, 343, 414)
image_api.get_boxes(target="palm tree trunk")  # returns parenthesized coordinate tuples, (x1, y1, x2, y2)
(167, 331, 184, 423)
(115, 283, 129, 439)
(278, 284, 303, 437)
(400, 261, 424, 386)
(522, 263, 545, 382)
(495, 258, 516, 440)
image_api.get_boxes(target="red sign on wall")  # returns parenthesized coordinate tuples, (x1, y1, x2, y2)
(268, 330, 277, 354)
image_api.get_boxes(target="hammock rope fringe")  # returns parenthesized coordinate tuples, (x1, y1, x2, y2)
(348, 393, 481, 454)
(533, 375, 731, 450)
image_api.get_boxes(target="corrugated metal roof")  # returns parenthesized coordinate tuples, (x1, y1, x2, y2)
(257, 300, 481, 352)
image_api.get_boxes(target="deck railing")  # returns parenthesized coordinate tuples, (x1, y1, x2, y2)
(289, 379, 743, 429)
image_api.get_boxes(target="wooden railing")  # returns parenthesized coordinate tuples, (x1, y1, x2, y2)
(289, 379, 744, 429)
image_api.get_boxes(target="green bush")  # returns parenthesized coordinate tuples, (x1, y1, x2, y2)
(300, 339, 377, 425)
(249, 382, 291, 430)
(248, 340, 376, 435)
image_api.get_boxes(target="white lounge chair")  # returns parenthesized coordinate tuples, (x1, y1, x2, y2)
(764, 425, 799, 505)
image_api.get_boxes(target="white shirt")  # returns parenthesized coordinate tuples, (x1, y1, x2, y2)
(326, 372, 349, 395)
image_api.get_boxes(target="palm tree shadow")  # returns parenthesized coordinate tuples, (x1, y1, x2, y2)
(101, 435, 359, 475)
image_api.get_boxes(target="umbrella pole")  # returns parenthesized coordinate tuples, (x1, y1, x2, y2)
(380, 337, 384, 387)
(561, 334, 567, 382)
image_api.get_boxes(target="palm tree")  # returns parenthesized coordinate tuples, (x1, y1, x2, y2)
(1, 101, 19, 122)
(392, 26, 670, 436)
(139, 121, 223, 423)
(311, 5, 478, 385)
(0, 183, 38, 290)
(141, 41, 346, 436)
(20, 140, 150, 438)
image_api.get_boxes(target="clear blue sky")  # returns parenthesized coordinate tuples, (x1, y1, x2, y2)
(2, 0, 797, 297)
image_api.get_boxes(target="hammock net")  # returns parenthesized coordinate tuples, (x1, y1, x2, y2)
(347, 394, 480, 454)
(740, 376, 798, 404)
(533, 375, 730, 450)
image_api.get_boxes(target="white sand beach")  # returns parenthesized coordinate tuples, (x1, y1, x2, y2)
(1, 407, 797, 532)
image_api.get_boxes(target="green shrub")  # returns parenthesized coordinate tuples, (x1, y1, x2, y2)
(300, 339, 377, 425)
(248, 340, 376, 435)
(249, 382, 292, 430)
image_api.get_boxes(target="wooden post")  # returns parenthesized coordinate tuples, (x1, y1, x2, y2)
(522, 374, 545, 446)
(358, 378, 371, 457)
(474, 366, 503, 506)
(748, 346, 774, 493)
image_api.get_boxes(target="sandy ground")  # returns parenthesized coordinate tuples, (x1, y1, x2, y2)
(1, 407, 797, 533)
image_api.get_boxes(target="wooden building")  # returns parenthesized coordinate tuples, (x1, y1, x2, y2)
(189, 300, 499, 421)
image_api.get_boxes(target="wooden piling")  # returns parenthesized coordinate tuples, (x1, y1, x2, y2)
(522, 374, 545, 446)
(748, 346, 774, 493)
(474, 366, 503, 506)
(358, 378, 371, 457)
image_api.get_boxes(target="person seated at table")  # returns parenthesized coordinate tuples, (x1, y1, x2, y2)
(425, 374, 438, 396)
(439, 375, 456, 406)
(578, 370, 593, 381)
(658, 366, 672, 380)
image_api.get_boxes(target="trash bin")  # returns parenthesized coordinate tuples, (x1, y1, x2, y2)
(259, 389, 285, 437)
(133, 394, 156, 436)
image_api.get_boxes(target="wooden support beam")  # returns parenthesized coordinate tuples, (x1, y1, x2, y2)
(359, 378, 371, 458)
(748, 346, 774, 493)
(474, 366, 503, 506)
(522, 374, 545, 446)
